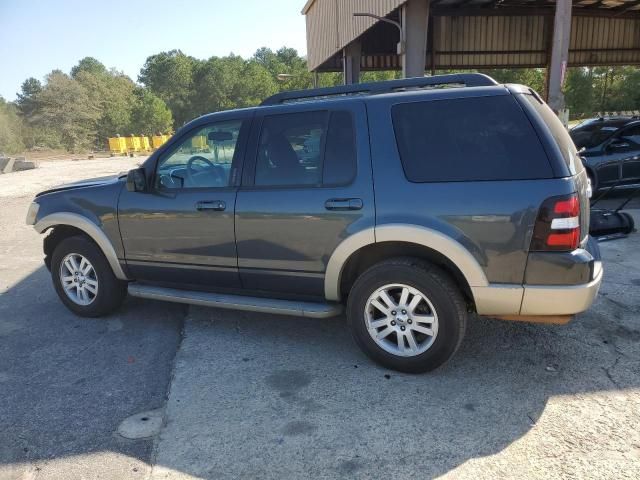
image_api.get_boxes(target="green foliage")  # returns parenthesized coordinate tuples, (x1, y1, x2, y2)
(0, 97, 25, 154)
(139, 50, 196, 126)
(16, 77, 42, 117)
(31, 71, 100, 152)
(71, 57, 108, 79)
(130, 88, 173, 135)
(6, 48, 640, 154)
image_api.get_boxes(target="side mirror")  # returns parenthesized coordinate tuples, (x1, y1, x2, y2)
(126, 168, 147, 192)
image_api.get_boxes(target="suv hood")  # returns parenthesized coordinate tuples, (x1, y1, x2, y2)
(35, 173, 126, 198)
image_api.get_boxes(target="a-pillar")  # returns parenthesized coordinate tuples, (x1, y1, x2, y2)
(401, 0, 430, 78)
(343, 41, 361, 85)
(547, 0, 572, 112)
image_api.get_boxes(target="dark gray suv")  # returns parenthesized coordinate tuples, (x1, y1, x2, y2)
(27, 74, 602, 372)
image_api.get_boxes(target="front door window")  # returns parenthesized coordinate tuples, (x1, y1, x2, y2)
(156, 120, 242, 189)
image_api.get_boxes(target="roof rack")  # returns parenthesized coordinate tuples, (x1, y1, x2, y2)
(260, 73, 498, 106)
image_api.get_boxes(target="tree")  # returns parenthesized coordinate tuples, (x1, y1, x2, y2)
(16, 77, 42, 117)
(564, 67, 594, 117)
(129, 88, 173, 135)
(71, 57, 107, 79)
(31, 71, 99, 151)
(0, 97, 25, 154)
(139, 50, 197, 126)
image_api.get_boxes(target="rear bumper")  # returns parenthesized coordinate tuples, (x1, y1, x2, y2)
(473, 235, 603, 317)
(520, 260, 603, 315)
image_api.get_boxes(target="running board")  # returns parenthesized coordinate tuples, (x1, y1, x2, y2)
(127, 284, 342, 318)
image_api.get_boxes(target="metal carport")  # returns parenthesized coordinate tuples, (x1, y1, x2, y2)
(302, 0, 640, 111)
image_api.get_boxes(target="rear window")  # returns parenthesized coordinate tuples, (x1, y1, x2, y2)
(521, 93, 581, 175)
(392, 95, 553, 183)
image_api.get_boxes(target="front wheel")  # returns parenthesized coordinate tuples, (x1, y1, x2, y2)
(347, 258, 467, 373)
(51, 235, 127, 317)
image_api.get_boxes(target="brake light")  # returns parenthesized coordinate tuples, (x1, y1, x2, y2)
(531, 194, 581, 252)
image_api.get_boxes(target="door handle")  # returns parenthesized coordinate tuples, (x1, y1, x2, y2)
(325, 198, 363, 211)
(196, 200, 226, 211)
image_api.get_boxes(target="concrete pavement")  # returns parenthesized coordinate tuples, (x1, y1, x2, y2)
(1, 158, 639, 479)
(150, 223, 640, 479)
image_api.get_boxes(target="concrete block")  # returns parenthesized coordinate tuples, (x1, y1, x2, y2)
(2, 158, 15, 174)
(13, 159, 37, 171)
(0, 157, 9, 173)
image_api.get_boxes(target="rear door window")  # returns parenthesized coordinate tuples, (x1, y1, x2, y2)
(391, 95, 553, 182)
(254, 110, 356, 187)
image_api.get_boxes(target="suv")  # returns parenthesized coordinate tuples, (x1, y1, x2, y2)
(570, 115, 640, 191)
(27, 74, 602, 373)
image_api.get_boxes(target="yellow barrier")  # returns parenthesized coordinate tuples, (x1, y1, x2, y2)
(151, 136, 161, 149)
(191, 135, 208, 152)
(140, 136, 151, 151)
(125, 136, 141, 152)
(108, 137, 127, 155)
(152, 135, 167, 149)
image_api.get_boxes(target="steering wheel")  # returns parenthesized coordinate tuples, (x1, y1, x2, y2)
(186, 156, 225, 187)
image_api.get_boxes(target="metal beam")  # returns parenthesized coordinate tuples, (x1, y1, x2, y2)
(401, 0, 431, 77)
(547, 0, 572, 112)
(343, 41, 361, 85)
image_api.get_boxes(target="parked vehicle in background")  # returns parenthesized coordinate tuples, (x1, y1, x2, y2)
(27, 74, 602, 373)
(570, 116, 640, 192)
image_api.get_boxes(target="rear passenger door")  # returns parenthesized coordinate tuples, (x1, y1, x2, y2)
(234, 101, 374, 298)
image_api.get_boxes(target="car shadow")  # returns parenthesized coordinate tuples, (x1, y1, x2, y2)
(1, 247, 639, 478)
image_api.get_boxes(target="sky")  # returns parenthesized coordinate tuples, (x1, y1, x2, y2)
(0, 0, 308, 100)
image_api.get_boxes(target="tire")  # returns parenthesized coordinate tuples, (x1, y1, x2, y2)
(347, 257, 467, 373)
(51, 235, 127, 317)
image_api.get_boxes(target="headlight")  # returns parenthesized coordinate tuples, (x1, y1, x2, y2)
(26, 202, 40, 225)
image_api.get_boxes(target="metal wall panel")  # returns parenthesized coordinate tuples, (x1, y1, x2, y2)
(433, 15, 550, 68)
(431, 14, 640, 68)
(304, 0, 406, 71)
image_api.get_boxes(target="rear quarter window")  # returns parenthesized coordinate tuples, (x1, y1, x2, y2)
(392, 95, 553, 182)
(521, 93, 582, 175)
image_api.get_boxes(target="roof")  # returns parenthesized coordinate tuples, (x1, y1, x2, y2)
(302, 0, 640, 72)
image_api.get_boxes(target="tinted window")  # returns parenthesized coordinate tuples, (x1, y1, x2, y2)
(323, 111, 356, 185)
(155, 120, 243, 189)
(570, 122, 622, 149)
(254, 110, 356, 187)
(620, 124, 640, 145)
(392, 96, 553, 182)
(522, 93, 581, 175)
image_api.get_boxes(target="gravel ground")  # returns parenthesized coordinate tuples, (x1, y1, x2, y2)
(1, 159, 639, 479)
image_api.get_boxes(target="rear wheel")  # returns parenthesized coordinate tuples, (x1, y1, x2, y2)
(51, 235, 127, 317)
(347, 258, 467, 373)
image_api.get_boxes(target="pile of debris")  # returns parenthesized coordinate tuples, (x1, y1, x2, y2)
(0, 156, 38, 174)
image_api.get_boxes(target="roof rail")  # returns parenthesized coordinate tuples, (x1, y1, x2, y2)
(260, 73, 498, 106)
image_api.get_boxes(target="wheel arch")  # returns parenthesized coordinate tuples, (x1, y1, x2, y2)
(35, 212, 129, 280)
(325, 224, 489, 303)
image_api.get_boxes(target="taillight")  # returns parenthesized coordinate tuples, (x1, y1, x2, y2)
(531, 194, 581, 252)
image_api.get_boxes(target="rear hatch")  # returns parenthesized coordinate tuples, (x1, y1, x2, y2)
(519, 92, 590, 243)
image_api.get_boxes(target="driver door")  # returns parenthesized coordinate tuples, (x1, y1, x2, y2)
(118, 115, 251, 291)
